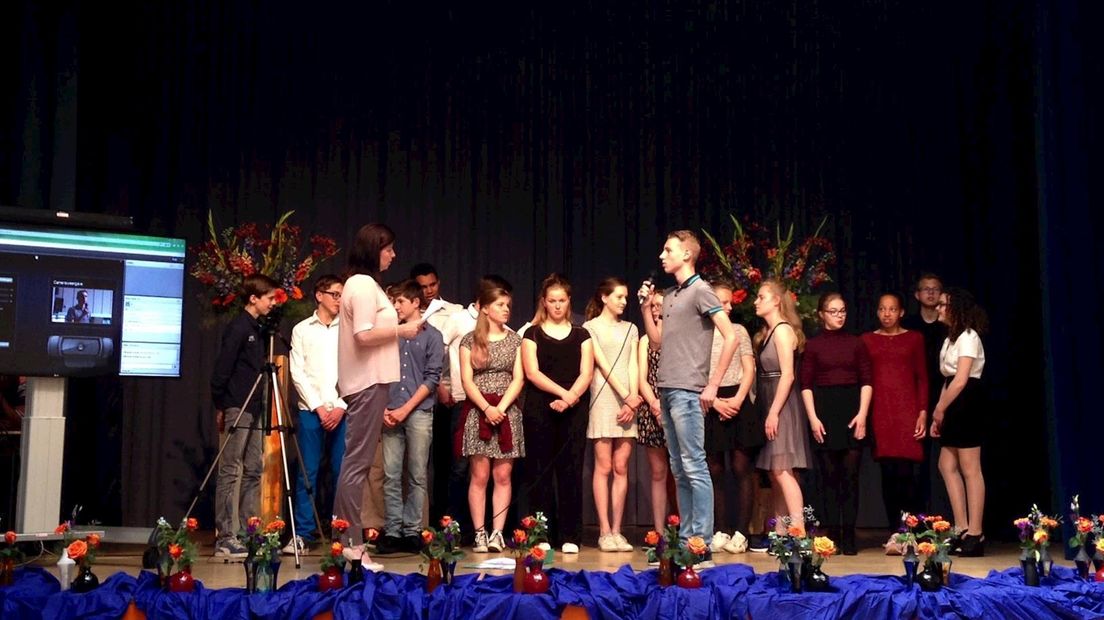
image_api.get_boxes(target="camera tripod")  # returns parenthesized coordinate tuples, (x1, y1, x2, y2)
(181, 329, 324, 569)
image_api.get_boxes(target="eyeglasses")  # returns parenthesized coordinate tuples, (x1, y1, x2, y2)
(919, 287, 942, 294)
(320, 290, 342, 300)
(822, 308, 847, 316)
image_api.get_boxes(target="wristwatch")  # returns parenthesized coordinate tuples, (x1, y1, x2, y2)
(324, 401, 334, 412)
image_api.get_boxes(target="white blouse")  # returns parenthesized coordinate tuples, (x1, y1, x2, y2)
(939, 328, 985, 379)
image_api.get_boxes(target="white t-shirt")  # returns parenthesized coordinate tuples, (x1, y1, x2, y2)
(939, 328, 985, 379)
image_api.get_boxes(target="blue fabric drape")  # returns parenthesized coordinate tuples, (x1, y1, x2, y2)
(5, 563, 1104, 619)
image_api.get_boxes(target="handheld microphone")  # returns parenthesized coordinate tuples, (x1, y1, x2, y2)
(637, 271, 658, 305)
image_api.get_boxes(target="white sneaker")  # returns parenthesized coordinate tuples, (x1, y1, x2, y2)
(561, 542, 580, 554)
(361, 552, 385, 572)
(695, 559, 717, 569)
(723, 531, 748, 554)
(711, 531, 732, 553)
(612, 533, 634, 552)
(884, 534, 904, 556)
(598, 533, 619, 552)
(281, 535, 307, 556)
(487, 530, 505, 552)
(472, 529, 489, 553)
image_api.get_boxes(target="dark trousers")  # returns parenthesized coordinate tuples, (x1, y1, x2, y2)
(521, 402, 588, 546)
(429, 401, 453, 519)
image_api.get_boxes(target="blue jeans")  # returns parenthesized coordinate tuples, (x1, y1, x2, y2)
(660, 388, 713, 540)
(381, 409, 434, 537)
(292, 409, 347, 542)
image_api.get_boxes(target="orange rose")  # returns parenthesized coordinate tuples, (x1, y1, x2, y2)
(186, 518, 199, 531)
(932, 520, 951, 533)
(513, 529, 528, 545)
(266, 519, 285, 533)
(917, 541, 936, 556)
(169, 543, 183, 559)
(667, 515, 681, 527)
(4, 531, 16, 545)
(644, 530, 660, 546)
(440, 516, 452, 528)
(366, 528, 380, 542)
(687, 536, 708, 555)
(87, 533, 101, 548)
(787, 525, 805, 537)
(331, 542, 343, 557)
(905, 515, 919, 528)
(813, 536, 837, 557)
(521, 516, 537, 529)
(1033, 530, 1049, 544)
(530, 546, 547, 562)
(67, 540, 88, 562)
(54, 523, 70, 535)
(332, 518, 350, 532)
(421, 530, 434, 545)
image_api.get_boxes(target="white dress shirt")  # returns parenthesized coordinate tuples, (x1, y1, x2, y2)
(290, 311, 348, 412)
(439, 304, 479, 403)
(425, 296, 463, 337)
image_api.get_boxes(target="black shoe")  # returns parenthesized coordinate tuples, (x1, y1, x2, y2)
(748, 535, 769, 553)
(947, 532, 963, 556)
(402, 534, 423, 553)
(957, 534, 985, 557)
(374, 534, 403, 555)
(841, 528, 858, 556)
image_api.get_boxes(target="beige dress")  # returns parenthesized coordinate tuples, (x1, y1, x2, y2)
(584, 318, 639, 439)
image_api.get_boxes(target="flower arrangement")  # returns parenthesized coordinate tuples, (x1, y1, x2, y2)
(237, 516, 286, 563)
(700, 215, 835, 324)
(643, 515, 683, 565)
(1, 530, 22, 561)
(420, 515, 464, 565)
(505, 513, 549, 559)
(675, 536, 710, 568)
(320, 517, 351, 573)
(766, 506, 820, 567)
(56, 522, 100, 570)
(189, 211, 339, 324)
(154, 517, 199, 576)
(1015, 504, 1060, 563)
(894, 512, 925, 553)
(917, 514, 954, 561)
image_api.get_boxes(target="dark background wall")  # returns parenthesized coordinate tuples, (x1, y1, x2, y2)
(1, 0, 1099, 537)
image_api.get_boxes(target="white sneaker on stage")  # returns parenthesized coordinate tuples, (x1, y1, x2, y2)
(723, 531, 748, 554)
(561, 542, 580, 554)
(710, 532, 732, 553)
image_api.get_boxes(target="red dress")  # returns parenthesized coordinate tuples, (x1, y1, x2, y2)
(860, 331, 928, 462)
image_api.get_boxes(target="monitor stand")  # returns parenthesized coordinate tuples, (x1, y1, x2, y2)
(16, 377, 66, 533)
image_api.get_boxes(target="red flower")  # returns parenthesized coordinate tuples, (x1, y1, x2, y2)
(332, 518, 350, 533)
(4, 531, 16, 545)
(186, 518, 199, 531)
(366, 528, 380, 542)
(644, 531, 660, 546)
(265, 519, 285, 533)
(440, 516, 452, 528)
(731, 289, 748, 305)
(530, 546, 547, 562)
(521, 516, 537, 529)
(1078, 517, 1093, 533)
(331, 542, 343, 556)
(747, 268, 762, 284)
(666, 515, 680, 527)
(54, 523, 70, 535)
(273, 289, 289, 305)
(87, 533, 101, 548)
(513, 529, 528, 545)
(421, 530, 434, 545)
(67, 540, 88, 562)
(169, 543, 183, 559)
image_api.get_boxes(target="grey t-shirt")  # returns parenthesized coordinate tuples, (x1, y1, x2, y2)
(656, 274, 724, 391)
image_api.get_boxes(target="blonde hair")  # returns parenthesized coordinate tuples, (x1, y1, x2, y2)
(754, 279, 806, 352)
(531, 273, 572, 327)
(471, 287, 511, 369)
(667, 230, 702, 264)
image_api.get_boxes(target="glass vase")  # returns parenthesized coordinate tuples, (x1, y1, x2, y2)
(70, 564, 100, 593)
(426, 559, 443, 593)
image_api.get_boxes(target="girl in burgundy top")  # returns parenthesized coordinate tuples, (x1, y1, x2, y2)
(800, 292, 872, 555)
(861, 293, 928, 532)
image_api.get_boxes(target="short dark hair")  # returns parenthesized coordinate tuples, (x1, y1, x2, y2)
(410, 263, 438, 279)
(472, 274, 513, 302)
(313, 274, 342, 296)
(242, 274, 280, 301)
(915, 272, 943, 290)
(392, 279, 426, 308)
(346, 223, 395, 279)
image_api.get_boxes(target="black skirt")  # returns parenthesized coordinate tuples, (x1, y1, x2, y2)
(939, 377, 985, 448)
(810, 384, 864, 452)
(706, 385, 766, 454)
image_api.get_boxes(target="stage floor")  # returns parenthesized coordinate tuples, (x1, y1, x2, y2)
(33, 530, 1031, 588)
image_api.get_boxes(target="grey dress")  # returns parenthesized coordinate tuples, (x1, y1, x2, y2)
(461, 331, 526, 459)
(755, 322, 812, 471)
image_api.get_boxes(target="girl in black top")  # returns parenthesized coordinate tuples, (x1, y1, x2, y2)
(520, 274, 594, 549)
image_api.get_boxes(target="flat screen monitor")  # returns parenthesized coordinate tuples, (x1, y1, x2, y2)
(0, 223, 186, 377)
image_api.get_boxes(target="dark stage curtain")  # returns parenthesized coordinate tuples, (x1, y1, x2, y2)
(2, 0, 1089, 535)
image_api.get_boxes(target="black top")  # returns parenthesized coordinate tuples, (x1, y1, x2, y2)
(901, 314, 947, 410)
(522, 325, 591, 413)
(210, 310, 266, 413)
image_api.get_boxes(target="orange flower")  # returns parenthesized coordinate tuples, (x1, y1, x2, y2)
(925, 515, 943, 523)
(1042, 517, 1059, 529)
(366, 528, 380, 542)
(54, 523, 69, 535)
(530, 546, 547, 562)
(247, 516, 262, 530)
(687, 536, 708, 555)
(87, 533, 101, 548)
(666, 515, 680, 527)
(1033, 530, 1049, 544)
(332, 518, 350, 533)
(440, 515, 452, 528)
(813, 536, 837, 557)
(331, 542, 343, 557)
(932, 521, 951, 533)
(169, 543, 183, 559)
(421, 530, 434, 545)
(291, 286, 303, 300)
(186, 518, 199, 531)
(273, 289, 289, 305)
(513, 529, 528, 545)
(905, 515, 919, 528)
(787, 525, 805, 537)
(521, 516, 537, 529)
(644, 530, 660, 546)
(67, 540, 88, 562)
(917, 541, 936, 556)
(266, 519, 286, 533)
(4, 531, 16, 545)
